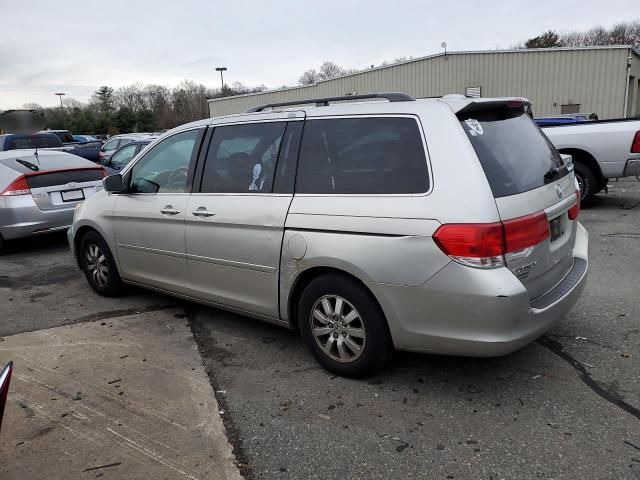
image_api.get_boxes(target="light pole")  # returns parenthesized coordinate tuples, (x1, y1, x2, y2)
(54, 92, 66, 109)
(215, 67, 227, 91)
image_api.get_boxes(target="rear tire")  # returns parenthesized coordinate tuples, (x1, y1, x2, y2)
(0, 235, 5, 255)
(298, 274, 392, 378)
(79, 231, 124, 297)
(574, 162, 598, 204)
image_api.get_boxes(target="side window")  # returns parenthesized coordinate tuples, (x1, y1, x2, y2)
(296, 117, 429, 194)
(103, 138, 120, 151)
(200, 122, 286, 193)
(130, 129, 199, 194)
(110, 144, 138, 168)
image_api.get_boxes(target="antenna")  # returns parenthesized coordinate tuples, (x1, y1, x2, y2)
(34, 147, 40, 165)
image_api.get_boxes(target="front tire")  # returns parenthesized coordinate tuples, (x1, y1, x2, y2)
(79, 231, 124, 297)
(298, 274, 392, 378)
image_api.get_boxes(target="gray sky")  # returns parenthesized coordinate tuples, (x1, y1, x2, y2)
(0, 0, 636, 109)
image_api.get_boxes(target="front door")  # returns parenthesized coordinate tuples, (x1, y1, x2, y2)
(185, 117, 303, 317)
(114, 128, 203, 293)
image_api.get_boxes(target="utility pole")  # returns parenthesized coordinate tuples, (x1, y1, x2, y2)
(54, 92, 66, 109)
(215, 67, 227, 92)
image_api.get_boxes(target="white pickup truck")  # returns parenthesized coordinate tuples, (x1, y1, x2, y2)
(543, 119, 640, 202)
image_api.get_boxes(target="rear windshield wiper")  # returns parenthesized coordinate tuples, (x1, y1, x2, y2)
(15, 158, 39, 171)
(543, 165, 567, 184)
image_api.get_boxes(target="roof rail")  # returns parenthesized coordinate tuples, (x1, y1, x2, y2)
(245, 92, 415, 113)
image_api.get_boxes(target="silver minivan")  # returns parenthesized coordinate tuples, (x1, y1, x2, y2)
(69, 93, 588, 377)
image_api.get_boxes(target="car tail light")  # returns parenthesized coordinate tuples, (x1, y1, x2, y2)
(503, 212, 550, 252)
(631, 131, 640, 153)
(0, 176, 30, 196)
(568, 191, 580, 220)
(433, 212, 550, 269)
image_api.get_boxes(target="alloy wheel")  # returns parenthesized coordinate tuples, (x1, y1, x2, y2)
(310, 295, 366, 363)
(85, 243, 109, 288)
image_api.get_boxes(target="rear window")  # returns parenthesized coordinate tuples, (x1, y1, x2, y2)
(26, 169, 104, 188)
(53, 131, 75, 143)
(296, 117, 429, 194)
(8, 135, 62, 149)
(459, 109, 567, 197)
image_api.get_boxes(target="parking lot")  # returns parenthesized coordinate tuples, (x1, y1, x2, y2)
(1, 178, 639, 479)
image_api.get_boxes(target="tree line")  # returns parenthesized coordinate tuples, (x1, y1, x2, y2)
(520, 20, 640, 49)
(22, 80, 266, 135)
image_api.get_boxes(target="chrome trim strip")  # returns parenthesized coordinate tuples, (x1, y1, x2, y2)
(186, 253, 275, 273)
(544, 194, 576, 219)
(118, 243, 185, 259)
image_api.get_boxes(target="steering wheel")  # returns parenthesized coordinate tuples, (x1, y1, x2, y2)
(167, 167, 189, 187)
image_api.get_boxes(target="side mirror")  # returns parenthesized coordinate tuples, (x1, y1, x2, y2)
(103, 174, 124, 193)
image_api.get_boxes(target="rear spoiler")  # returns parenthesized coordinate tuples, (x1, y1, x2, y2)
(440, 96, 533, 117)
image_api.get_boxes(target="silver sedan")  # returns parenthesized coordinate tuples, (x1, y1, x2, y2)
(0, 149, 105, 253)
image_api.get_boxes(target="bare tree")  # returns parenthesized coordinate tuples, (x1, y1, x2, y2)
(62, 97, 84, 109)
(172, 80, 209, 124)
(115, 83, 146, 111)
(22, 103, 43, 110)
(318, 61, 345, 80)
(298, 69, 318, 85)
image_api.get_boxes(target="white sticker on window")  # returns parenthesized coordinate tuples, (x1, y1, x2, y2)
(465, 119, 483, 136)
(249, 163, 262, 191)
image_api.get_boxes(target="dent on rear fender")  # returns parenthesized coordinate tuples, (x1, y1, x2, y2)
(278, 230, 451, 321)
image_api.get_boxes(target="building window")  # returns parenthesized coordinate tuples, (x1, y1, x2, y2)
(561, 104, 581, 114)
(465, 86, 481, 98)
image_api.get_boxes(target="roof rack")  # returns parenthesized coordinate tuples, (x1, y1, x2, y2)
(245, 92, 415, 113)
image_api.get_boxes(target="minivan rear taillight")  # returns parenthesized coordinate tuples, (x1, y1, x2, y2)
(631, 131, 640, 153)
(433, 212, 550, 269)
(0, 176, 30, 196)
(568, 191, 580, 220)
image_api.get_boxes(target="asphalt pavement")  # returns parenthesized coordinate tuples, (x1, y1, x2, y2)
(1, 178, 639, 479)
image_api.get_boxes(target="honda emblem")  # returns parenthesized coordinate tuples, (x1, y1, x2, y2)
(555, 184, 563, 199)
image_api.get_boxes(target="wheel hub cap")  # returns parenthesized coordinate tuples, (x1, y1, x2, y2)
(310, 295, 366, 363)
(85, 244, 109, 288)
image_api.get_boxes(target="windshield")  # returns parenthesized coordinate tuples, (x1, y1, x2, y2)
(459, 109, 567, 198)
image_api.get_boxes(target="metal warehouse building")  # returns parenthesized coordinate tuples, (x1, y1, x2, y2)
(208, 46, 640, 119)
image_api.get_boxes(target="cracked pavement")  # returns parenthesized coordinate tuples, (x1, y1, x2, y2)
(1, 178, 640, 479)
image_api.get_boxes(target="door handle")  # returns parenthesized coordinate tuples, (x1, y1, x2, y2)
(192, 207, 215, 217)
(160, 205, 181, 215)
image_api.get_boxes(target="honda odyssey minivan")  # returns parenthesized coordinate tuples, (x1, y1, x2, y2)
(69, 92, 588, 377)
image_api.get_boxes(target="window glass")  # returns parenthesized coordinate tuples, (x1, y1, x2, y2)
(200, 122, 286, 193)
(110, 144, 138, 168)
(273, 122, 303, 193)
(458, 109, 566, 198)
(296, 117, 429, 194)
(130, 129, 198, 193)
(9, 134, 61, 149)
(102, 138, 120, 151)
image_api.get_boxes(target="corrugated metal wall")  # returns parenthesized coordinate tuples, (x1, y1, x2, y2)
(209, 47, 639, 119)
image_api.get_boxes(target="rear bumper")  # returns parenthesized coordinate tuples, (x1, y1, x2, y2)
(623, 159, 640, 177)
(0, 196, 74, 240)
(371, 222, 589, 357)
